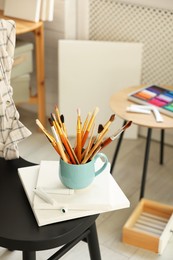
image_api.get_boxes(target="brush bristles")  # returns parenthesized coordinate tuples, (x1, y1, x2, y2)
(51, 113, 56, 121)
(77, 108, 81, 116)
(110, 114, 115, 122)
(124, 121, 132, 129)
(98, 124, 104, 133)
(93, 107, 99, 116)
(36, 119, 44, 130)
(60, 114, 64, 123)
(48, 118, 53, 127)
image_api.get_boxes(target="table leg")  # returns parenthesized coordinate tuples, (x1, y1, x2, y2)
(34, 24, 46, 126)
(23, 251, 36, 260)
(111, 120, 127, 174)
(160, 129, 164, 165)
(139, 128, 152, 200)
(87, 223, 101, 260)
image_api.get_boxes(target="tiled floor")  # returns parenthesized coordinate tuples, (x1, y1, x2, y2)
(0, 108, 173, 259)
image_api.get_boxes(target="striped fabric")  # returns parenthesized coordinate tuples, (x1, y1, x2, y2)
(0, 19, 31, 160)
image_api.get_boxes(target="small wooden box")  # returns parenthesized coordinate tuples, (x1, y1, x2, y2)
(123, 199, 173, 254)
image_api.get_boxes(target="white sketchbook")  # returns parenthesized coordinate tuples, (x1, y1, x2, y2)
(4, 0, 42, 22)
(18, 160, 130, 226)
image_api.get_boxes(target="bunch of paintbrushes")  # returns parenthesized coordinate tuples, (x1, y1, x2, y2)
(36, 106, 132, 164)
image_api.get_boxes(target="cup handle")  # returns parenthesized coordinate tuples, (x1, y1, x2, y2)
(94, 153, 108, 176)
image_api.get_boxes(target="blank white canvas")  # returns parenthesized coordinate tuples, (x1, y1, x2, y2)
(4, 0, 41, 22)
(58, 40, 142, 138)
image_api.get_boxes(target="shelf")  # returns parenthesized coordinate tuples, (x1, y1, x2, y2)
(0, 10, 46, 126)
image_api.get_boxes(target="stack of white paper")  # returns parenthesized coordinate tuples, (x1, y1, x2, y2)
(18, 160, 130, 226)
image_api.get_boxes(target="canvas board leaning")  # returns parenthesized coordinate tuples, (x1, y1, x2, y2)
(58, 40, 142, 139)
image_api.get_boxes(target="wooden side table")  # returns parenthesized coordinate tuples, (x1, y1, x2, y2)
(110, 85, 173, 199)
(0, 10, 46, 126)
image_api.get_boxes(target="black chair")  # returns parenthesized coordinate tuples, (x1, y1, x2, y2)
(0, 157, 101, 260)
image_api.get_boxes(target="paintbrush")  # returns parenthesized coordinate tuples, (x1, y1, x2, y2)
(48, 118, 69, 163)
(36, 119, 60, 156)
(104, 114, 115, 127)
(89, 145, 102, 161)
(100, 121, 132, 150)
(82, 123, 95, 161)
(92, 124, 104, 146)
(55, 105, 63, 128)
(82, 128, 109, 164)
(51, 113, 79, 164)
(82, 107, 99, 148)
(36, 119, 54, 141)
(76, 108, 82, 162)
(98, 114, 115, 141)
(81, 112, 91, 138)
(60, 114, 67, 136)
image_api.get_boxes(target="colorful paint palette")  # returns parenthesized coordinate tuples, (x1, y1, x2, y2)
(128, 85, 173, 117)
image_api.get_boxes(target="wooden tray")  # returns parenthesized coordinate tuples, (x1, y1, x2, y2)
(123, 199, 173, 254)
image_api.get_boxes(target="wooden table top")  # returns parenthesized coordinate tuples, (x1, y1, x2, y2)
(110, 85, 173, 129)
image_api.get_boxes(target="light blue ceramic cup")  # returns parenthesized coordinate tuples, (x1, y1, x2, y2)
(59, 153, 108, 189)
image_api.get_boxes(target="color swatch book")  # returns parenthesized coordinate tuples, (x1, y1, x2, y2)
(128, 85, 173, 117)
